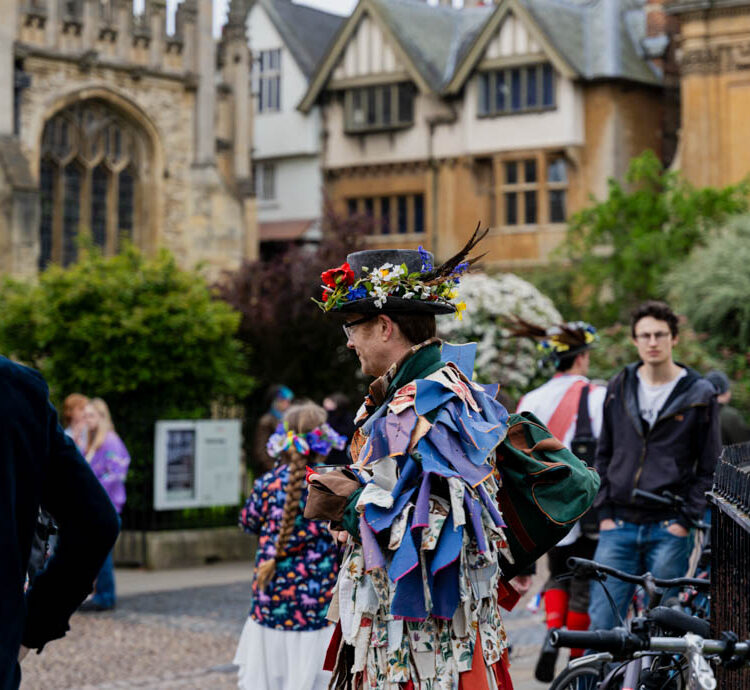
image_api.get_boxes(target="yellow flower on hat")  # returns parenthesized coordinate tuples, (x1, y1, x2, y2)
(455, 301, 467, 320)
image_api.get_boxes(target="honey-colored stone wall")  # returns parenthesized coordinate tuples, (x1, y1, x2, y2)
(676, 8, 750, 188)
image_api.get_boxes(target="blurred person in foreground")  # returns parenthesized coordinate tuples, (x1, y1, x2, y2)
(1, 357, 119, 690)
(253, 384, 294, 475)
(62, 393, 89, 452)
(589, 301, 721, 631)
(78, 398, 131, 612)
(705, 369, 750, 446)
(305, 230, 518, 689)
(512, 320, 605, 681)
(322, 392, 355, 465)
(234, 403, 345, 690)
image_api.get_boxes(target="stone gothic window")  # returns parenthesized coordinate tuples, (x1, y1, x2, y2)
(39, 100, 147, 270)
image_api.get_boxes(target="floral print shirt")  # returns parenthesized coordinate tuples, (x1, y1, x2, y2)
(240, 464, 339, 631)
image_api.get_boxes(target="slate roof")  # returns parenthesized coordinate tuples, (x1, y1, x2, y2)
(370, 0, 660, 89)
(370, 0, 493, 91)
(260, 0, 344, 79)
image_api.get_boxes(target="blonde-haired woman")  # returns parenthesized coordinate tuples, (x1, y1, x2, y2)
(79, 398, 130, 611)
(234, 403, 345, 690)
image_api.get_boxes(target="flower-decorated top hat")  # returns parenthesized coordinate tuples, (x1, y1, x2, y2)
(508, 317, 598, 366)
(315, 224, 489, 316)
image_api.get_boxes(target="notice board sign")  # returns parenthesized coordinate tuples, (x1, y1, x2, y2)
(154, 419, 241, 510)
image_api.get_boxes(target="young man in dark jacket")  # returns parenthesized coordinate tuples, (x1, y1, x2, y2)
(589, 301, 720, 631)
(1, 357, 120, 690)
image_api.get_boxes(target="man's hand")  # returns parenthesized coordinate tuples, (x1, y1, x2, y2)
(18, 645, 30, 662)
(600, 518, 618, 531)
(328, 527, 349, 544)
(510, 574, 532, 596)
(666, 522, 689, 538)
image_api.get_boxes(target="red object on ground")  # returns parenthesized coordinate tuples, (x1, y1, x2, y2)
(566, 610, 591, 658)
(543, 588, 569, 629)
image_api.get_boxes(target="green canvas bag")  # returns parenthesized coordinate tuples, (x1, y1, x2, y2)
(495, 411, 601, 578)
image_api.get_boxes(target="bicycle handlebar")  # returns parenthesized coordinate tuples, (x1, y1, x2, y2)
(631, 489, 710, 530)
(551, 628, 750, 660)
(550, 628, 645, 654)
(567, 557, 711, 592)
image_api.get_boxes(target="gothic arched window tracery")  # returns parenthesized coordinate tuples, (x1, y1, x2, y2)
(39, 99, 148, 269)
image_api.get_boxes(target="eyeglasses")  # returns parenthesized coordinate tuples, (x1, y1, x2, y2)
(342, 314, 376, 339)
(634, 331, 672, 343)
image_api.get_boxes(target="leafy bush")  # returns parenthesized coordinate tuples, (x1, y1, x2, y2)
(562, 150, 748, 323)
(663, 216, 750, 415)
(0, 245, 252, 528)
(664, 216, 750, 351)
(438, 271, 561, 399)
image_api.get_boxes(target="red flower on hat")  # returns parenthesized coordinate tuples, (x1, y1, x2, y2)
(321, 262, 355, 289)
(322, 289, 330, 302)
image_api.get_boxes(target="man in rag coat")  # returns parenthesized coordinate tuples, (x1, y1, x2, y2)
(305, 230, 522, 690)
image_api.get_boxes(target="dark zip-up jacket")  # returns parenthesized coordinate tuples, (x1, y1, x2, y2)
(1, 357, 119, 690)
(594, 362, 720, 528)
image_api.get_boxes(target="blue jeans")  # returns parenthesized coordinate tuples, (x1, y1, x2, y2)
(92, 550, 116, 608)
(588, 519, 692, 631)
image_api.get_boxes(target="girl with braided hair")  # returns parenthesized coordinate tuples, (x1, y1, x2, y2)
(234, 403, 347, 690)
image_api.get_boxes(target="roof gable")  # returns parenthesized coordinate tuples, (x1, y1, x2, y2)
(446, 0, 660, 93)
(299, 0, 437, 113)
(445, 0, 577, 94)
(330, 12, 414, 86)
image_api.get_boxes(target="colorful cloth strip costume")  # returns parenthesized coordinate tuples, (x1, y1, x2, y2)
(307, 233, 515, 690)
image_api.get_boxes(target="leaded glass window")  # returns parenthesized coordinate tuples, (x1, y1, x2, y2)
(91, 165, 108, 249)
(38, 99, 147, 268)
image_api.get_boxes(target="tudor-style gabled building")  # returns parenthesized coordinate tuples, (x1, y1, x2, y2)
(299, 0, 667, 268)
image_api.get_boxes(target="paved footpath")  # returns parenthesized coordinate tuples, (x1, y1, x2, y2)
(20, 562, 553, 690)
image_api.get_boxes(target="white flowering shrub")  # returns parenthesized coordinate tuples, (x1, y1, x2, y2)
(438, 272, 561, 392)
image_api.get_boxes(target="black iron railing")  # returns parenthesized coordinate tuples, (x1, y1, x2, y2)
(709, 442, 750, 690)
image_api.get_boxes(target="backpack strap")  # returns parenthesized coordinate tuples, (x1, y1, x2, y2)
(547, 379, 588, 441)
(574, 384, 593, 439)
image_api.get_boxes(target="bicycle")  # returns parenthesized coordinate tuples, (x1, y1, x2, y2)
(549, 625, 750, 689)
(548, 557, 712, 689)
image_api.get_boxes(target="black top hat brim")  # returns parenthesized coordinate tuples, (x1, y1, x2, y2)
(334, 297, 456, 315)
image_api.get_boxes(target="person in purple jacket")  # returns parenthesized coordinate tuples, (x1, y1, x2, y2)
(79, 398, 130, 611)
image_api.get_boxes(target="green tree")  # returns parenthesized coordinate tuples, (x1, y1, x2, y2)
(664, 216, 750, 414)
(563, 150, 748, 322)
(0, 245, 252, 526)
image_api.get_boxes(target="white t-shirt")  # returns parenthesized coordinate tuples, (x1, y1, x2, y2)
(636, 367, 687, 427)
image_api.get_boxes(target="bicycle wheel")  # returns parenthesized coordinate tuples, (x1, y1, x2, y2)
(550, 663, 605, 690)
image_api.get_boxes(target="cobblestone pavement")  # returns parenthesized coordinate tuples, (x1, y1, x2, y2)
(20, 573, 551, 689)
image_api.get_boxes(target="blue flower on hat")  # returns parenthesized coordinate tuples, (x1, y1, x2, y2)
(417, 246, 433, 273)
(346, 285, 368, 301)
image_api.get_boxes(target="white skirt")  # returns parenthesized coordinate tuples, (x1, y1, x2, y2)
(234, 617, 335, 690)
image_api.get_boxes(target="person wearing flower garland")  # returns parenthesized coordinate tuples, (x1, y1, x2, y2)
(234, 403, 346, 690)
(510, 319, 606, 682)
(305, 227, 519, 690)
